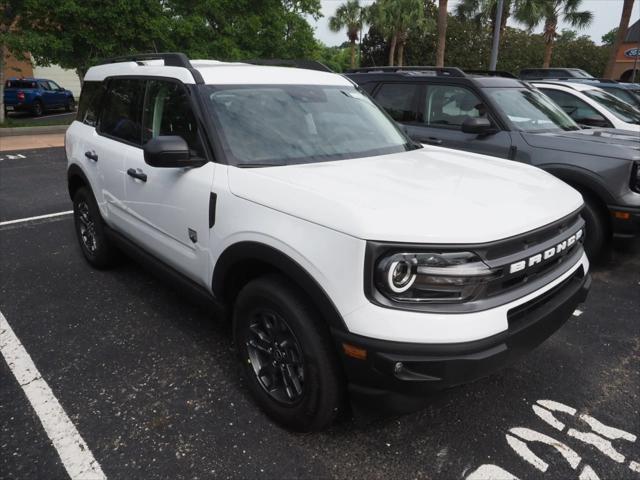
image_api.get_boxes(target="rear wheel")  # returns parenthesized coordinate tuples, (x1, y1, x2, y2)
(72, 187, 118, 269)
(581, 195, 609, 261)
(32, 100, 43, 117)
(233, 275, 344, 431)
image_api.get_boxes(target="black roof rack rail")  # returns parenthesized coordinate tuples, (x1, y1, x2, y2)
(346, 66, 466, 77)
(100, 52, 192, 68)
(465, 69, 517, 78)
(519, 76, 614, 82)
(245, 59, 333, 73)
(96, 52, 204, 84)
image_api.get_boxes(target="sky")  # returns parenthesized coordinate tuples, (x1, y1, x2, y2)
(312, 0, 640, 47)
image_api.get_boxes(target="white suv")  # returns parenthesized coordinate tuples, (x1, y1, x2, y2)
(66, 53, 591, 431)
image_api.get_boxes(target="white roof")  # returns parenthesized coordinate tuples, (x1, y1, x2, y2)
(532, 81, 600, 93)
(83, 59, 352, 87)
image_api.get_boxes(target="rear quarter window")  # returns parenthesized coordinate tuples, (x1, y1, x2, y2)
(76, 81, 105, 127)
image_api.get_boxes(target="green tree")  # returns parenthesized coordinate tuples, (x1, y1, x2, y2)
(455, 0, 513, 40)
(601, 28, 618, 46)
(1, 0, 25, 123)
(514, 0, 593, 68)
(329, 0, 365, 68)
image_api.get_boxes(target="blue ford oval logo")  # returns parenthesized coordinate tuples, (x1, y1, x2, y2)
(624, 48, 640, 58)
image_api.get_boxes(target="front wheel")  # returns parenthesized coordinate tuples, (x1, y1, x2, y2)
(72, 187, 118, 269)
(581, 196, 609, 261)
(233, 275, 345, 431)
(65, 99, 74, 112)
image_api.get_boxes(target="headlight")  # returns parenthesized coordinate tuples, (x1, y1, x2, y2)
(632, 162, 640, 193)
(375, 251, 500, 304)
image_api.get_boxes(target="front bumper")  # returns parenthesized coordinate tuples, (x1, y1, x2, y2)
(609, 205, 640, 239)
(334, 265, 590, 414)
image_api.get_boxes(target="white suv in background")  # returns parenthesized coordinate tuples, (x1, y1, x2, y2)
(66, 53, 591, 431)
(533, 81, 640, 133)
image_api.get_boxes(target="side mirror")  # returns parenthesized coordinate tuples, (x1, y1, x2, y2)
(577, 116, 610, 129)
(56, 87, 65, 92)
(143, 136, 204, 168)
(461, 117, 494, 135)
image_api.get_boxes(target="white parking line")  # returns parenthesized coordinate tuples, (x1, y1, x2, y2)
(0, 210, 73, 227)
(0, 312, 106, 480)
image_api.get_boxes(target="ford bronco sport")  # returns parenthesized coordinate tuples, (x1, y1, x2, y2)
(66, 53, 590, 431)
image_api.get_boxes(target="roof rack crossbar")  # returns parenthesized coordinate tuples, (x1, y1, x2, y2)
(96, 52, 204, 84)
(244, 59, 333, 73)
(465, 69, 516, 78)
(346, 66, 466, 77)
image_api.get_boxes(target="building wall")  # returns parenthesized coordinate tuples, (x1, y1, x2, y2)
(32, 65, 82, 98)
(2, 50, 34, 79)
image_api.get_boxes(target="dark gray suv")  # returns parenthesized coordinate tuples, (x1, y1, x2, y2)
(347, 67, 640, 257)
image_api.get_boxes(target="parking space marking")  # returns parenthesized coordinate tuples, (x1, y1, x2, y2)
(0, 210, 73, 227)
(0, 312, 106, 480)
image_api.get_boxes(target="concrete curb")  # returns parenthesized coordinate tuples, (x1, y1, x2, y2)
(0, 125, 69, 137)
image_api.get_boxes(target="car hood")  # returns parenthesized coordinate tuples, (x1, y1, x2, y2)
(521, 128, 640, 160)
(227, 147, 583, 244)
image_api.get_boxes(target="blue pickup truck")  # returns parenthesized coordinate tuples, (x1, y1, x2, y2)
(4, 78, 75, 116)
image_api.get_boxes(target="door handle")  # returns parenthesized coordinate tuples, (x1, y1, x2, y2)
(84, 151, 98, 162)
(422, 137, 443, 145)
(127, 168, 147, 182)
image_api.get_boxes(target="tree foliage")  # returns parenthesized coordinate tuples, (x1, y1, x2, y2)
(329, 0, 366, 68)
(16, 0, 322, 78)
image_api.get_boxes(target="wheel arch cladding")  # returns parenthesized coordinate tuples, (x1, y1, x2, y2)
(67, 164, 89, 200)
(212, 241, 348, 331)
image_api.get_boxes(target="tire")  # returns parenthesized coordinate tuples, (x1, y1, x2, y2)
(65, 99, 74, 112)
(233, 274, 344, 431)
(72, 187, 118, 269)
(32, 100, 44, 117)
(581, 195, 609, 261)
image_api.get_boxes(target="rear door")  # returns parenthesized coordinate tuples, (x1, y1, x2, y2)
(48, 80, 67, 107)
(122, 79, 215, 284)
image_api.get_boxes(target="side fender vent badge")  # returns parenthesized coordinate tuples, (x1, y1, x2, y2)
(188, 228, 198, 243)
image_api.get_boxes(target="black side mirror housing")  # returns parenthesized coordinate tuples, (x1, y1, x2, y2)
(577, 116, 610, 129)
(143, 136, 204, 168)
(461, 117, 495, 135)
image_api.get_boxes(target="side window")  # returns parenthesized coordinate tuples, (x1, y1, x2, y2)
(373, 83, 420, 122)
(424, 85, 486, 129)
(98, 78, 145, 144)
(76, 81, 105, 127)
(540, 89, 607, 125)
(49, 81, 61, 90)
(39, 81, 51, 90)
(142, 80, 203, 156)
(359, 82, 378, 95)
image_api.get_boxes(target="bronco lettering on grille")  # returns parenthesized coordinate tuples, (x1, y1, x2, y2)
(509, 229, 583, 274)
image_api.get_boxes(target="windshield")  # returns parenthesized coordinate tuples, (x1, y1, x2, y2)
(203, 85, 416, 166)
(605, 87, 640, 109)
(583, 89, 640, 125)
(485, 88, 580, 132)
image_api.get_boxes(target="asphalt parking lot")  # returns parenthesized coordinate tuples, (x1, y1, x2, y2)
(1, 147, 639, 480)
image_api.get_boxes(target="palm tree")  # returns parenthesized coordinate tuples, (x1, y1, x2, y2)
(436, 0, 448, 67)
(514, 0, 593, 68)
(455, 0, 513, 40)
(603, 0, 635, 79)
(370, 0, 426, 66)
(329, 0, 365, 68)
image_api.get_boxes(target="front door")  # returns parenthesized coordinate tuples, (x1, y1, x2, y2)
(408, 84, 513, 158)
(122, 79, 215, 285)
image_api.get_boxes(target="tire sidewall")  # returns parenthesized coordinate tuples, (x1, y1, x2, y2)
(72, 187, 112, 268)
(233, 277, 342, 431)
(33, 101, 43, 116)
(581, 198, 607, 260)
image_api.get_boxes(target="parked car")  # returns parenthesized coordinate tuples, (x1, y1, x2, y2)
(520, 68, 593, 80)
(67, 53, 591, 431)
(4, 78, 75, 116)
(519, 77, 640, 110)
(532, 81, 640, 133)
(346, 66, 640, 257)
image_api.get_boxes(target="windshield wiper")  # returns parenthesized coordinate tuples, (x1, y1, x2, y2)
(236, 162, 287, 168)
